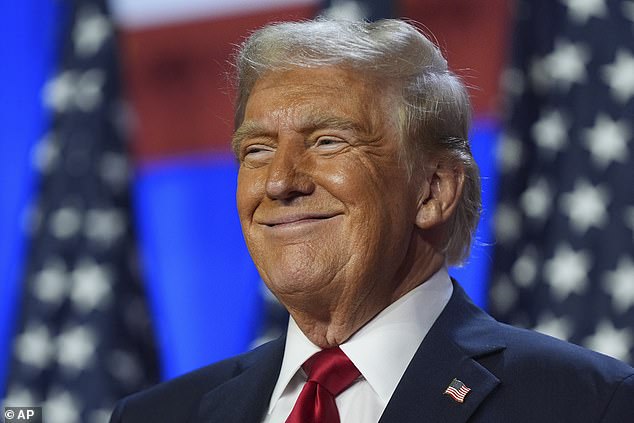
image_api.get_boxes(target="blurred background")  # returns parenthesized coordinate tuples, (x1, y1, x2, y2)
(1, 0, 632, 421)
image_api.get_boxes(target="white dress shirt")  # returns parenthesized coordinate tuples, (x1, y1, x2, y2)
(262, 267, 453, 423)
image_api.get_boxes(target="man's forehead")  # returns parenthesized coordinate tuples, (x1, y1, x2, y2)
(251, 66, 364, 91)
(245, 67, 386, 111)
(241, 74, 380, 125)
(235, 110, 366, 136)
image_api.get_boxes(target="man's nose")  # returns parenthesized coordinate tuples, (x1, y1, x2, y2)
(265, 140, 315, 201)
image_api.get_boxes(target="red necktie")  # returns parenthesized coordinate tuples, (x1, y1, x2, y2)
(286, 347, 361, 423)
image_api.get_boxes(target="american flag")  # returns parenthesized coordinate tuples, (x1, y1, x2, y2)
(2, 0, 159, 421)
(490, 0, 634, 365)
(444, 378, 471, 403)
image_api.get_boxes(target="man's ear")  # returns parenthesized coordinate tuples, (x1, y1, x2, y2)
(415, 161, 465, 230)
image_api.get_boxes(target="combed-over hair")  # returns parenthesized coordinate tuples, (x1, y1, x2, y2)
(233, 19, 481, 265)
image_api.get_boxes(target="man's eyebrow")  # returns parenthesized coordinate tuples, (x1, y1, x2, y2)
(298, 116, 361, 132)
(232, 121, 271, 155)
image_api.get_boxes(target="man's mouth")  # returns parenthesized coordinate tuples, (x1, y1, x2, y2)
(258, 213, 341, 227)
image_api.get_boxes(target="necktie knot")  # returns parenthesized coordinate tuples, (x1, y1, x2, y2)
(303, 347, 360, 396)
(286, 347, 360, 423)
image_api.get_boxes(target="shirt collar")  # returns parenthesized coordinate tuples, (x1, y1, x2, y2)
(268, 267, 453, 412)
(268, 317, 321, 414)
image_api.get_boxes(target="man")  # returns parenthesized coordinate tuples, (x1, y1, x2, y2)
(111, 19, 634, 422)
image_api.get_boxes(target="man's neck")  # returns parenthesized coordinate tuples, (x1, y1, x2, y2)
(285, 252, 445, 348)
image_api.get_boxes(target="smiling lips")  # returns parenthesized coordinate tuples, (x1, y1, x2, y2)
(258, 213, 341, 227)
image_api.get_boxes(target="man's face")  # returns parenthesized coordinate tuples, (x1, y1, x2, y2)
(234, 67, 422, 314)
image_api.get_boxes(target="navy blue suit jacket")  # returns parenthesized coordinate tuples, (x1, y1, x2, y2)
(110, 283, 634, 422)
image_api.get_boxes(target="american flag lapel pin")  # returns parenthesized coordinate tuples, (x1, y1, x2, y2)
(444, 378, 471, 403)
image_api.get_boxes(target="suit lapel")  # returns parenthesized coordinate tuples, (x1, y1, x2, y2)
(192, 337, 285, 423)
(379, 282, 504, 423)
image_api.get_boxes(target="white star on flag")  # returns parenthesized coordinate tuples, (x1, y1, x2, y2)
(84, 208, 126, 246)
(496, 133, 524, 172)
(602, 49, 634, 103)
(544, 244, 591, 300)
(494, 203, 521, 243)
(532, 109, 569, 155)
(70, 260, 113, 312)
(31, 133, 60, 174)
(13, 324, 55, 368)
(511, 246, 539, 288)
(520, 178, 552, 220)
(44, 391, 81, 423)
(583, 114, 631, 168)
(543, 39, 590, 89)
(75, 69, 105, 112)
(533, 313, 574, 341)
(56, 326, 97, 372)
(74, 4, 111, 57)
(603, 257, 634, 313)
(559, 180, 610, 233)
(42, 71, 78, 112)
(561, 0, 607, 23)
(49, 206, 82, 240)
(583, 321, 634, 362)
(33, 258, 69, 305)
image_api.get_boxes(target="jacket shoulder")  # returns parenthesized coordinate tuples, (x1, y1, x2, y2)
(499, 322, 633, 379)
(449, 283, 634, 388)
(110, 339, 283, 423)
(446, 285, 634, 421)
(480, 322, 634, 421)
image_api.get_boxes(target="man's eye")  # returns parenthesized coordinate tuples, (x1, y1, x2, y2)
(244, 144, 273, 155)
(242, 145, 275, 165)
(314, 137, 346, 150)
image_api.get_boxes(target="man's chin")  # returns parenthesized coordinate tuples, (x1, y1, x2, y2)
(262, 268, 341, 302)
